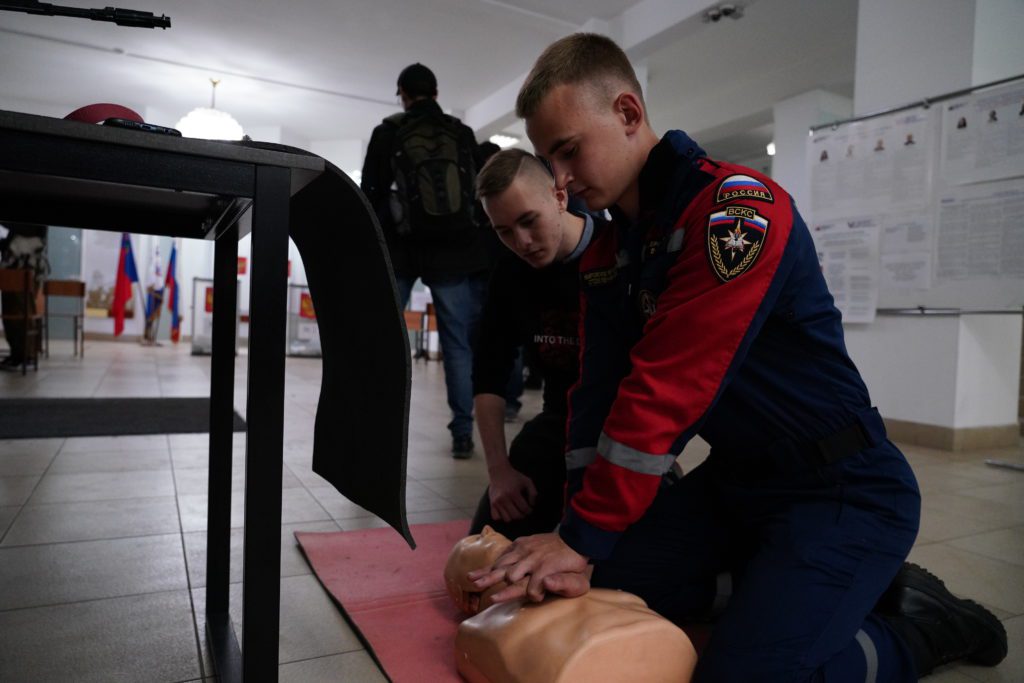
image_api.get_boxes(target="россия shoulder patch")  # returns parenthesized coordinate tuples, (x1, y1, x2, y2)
(706, 205, 770, 283)
(716, 174, 774, 204)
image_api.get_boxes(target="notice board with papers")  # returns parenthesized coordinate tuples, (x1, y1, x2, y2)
(805, 76, 1024, 321)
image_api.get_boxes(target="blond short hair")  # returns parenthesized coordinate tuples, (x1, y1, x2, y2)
(516, 33, 645, 119)
(476, 148, 552, 199)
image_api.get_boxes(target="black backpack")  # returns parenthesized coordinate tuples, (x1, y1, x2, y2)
(386, 110, 477, 238)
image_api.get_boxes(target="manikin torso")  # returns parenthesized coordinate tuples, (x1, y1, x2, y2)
(445, 527, 697, 683)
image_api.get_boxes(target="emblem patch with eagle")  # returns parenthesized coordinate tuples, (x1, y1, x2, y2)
(706, 205, 769, 282)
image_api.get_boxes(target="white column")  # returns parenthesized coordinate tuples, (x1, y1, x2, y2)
(770, 90, 852, 215)
(844, 0, 1023, 449)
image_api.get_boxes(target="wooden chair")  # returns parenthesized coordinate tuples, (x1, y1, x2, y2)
(43, 279, 86, 358)
(404, 308, 428, 359)
(0, 268, 43, 375)
(424, 303, 440, 360)
(405, 305, 441, 360)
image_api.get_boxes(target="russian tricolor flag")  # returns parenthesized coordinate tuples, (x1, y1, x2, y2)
(165, 242, 181, 343)
(720, 175, 766, 194)
(110, 233, 139, 336)
(709, 209, 768, 233)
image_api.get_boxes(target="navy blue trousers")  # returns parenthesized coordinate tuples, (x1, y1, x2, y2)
(591, 441, 921, 682)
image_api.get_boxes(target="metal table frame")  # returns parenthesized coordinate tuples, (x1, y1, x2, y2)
(0, 109, 324, 682)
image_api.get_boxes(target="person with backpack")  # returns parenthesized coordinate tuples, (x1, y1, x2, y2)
(361, 63, 491, 458)
(0, 222, 48, 370)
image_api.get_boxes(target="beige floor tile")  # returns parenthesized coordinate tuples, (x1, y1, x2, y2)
(182, 519, 340, 587)
(61, 434, 169, 453)
(278, 651, 389, 683)
(28, 469, 176, 504)
(926, 668, 991, 682)
(0, 533, 188, 610)
(2, 496, 181, 546)
(0, 505, 18, 537)
(0, 474, 42, 506)
(959, 481, 1024, 512)
(948, 526, 1024, 568)
(49, 448, 172, 473)
(0, 450, 56, 477)
(0, 590, 201, 683)
(918, 503, 1017, 544)
(0, 438, 64, 457)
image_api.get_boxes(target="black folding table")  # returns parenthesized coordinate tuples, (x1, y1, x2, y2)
(0, 109, 322, 681)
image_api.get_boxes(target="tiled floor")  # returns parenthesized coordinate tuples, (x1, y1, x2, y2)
(0, 340, 1021, 682)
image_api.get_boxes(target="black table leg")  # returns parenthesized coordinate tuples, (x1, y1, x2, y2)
(206, 222, 241, 681)
(242, 165, 291, 681)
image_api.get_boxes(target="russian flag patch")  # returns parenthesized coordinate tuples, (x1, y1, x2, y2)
(716, 174, 774, 204)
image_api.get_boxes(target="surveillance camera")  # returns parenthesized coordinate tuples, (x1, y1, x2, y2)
(725, 4, 744, 19)
(703, 3, 743, 22)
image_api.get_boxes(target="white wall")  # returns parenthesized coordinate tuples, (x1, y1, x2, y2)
(954, 315, 1023, 429)
(310, 139, 364, 178)
(854, 0, 975, 117)
(0, 95, 86, 119)
(973, 0, 1024, 85)
(847, 316, 959, 426)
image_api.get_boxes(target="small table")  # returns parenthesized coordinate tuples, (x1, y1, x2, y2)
(0, 109, 325, 682)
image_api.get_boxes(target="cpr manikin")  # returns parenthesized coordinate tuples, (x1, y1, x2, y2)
(445, 527, 697, 683)
(445, 525, 521, 615)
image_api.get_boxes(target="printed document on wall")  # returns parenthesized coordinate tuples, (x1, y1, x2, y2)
(808, 109, 936, 219)
(941, 81, 1024, 186)
(879, 211, 933, 291)
(812, 217, 881, 324)
(935, 179, 1024, 282)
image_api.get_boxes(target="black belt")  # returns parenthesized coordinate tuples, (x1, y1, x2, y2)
(713, 407, 887, 480)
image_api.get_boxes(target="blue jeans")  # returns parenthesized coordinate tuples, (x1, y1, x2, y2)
(396, 273, 487, 439)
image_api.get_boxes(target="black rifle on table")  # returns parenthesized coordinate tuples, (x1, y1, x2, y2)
(0, 0, 170, 28)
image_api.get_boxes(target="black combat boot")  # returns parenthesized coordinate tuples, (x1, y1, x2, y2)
(876, 562, 1007, 676)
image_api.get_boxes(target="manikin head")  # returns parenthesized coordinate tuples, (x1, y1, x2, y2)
(477, 149, 575, 269)
(444, 526, 513, 615)
(516, 33, 659, 218)
(396, 62, 438, 110)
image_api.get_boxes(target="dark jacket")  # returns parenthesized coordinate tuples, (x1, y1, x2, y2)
(473, 248, 583, 416)
(562, 131, 882, 559)
(360, 99, 490, 279)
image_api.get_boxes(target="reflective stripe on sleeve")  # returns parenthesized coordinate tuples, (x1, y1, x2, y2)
(597, 432, 677, 476)
(565, 447, 597, 470)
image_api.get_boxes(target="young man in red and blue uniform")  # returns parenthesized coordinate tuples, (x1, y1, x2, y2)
(470, 33, 1007, 681)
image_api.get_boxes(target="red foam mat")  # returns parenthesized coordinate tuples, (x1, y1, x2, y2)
(296, 520, 470, 683)
(297, 520, 711, 682)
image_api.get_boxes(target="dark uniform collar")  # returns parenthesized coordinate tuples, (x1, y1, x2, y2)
(610, 130, 706, 228)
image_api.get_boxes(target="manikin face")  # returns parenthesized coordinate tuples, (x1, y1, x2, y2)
(482, 172, 570, 269)
(525, 82, 637, 212)
(444, 526, 513, 615)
